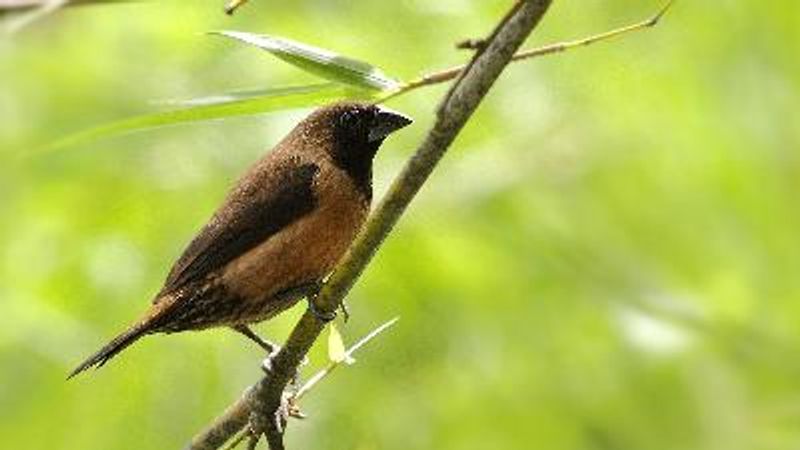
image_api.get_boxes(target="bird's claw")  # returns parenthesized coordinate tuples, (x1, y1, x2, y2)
(260, 346, 281, 375)
(261, 346, 306, 388)
(307, 296, 351, 323)
(302, 281, 351, 323)
(307, 296, 337, 323)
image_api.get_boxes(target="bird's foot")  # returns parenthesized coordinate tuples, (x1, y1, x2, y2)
(307, 297, 351, 323)
(234, 324, 308, 381)
(260, 343, 307, 388)
(306, 286, 351, 324)
(260, 345, 282, 375)
(307, 295, 337, 322)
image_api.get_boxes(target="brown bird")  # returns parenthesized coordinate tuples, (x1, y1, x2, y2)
(69, 102, 412, 378)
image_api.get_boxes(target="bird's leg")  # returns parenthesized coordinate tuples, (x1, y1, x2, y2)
(232, 325, 283, 375)
(233, 324, 278, 353)
(278, 280, 351, 322)
(302, 280, 345, 323)
(308, 294, 351, 323)
(306, 294, 336, 322)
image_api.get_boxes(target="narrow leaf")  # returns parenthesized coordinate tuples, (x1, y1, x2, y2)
(44, 83, 372, 152)
(210, 31, 401, 92)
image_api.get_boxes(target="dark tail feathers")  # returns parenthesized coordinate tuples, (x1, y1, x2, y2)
(68, 324, 148, 379)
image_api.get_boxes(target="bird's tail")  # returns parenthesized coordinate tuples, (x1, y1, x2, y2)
(68, 323, 149, 379)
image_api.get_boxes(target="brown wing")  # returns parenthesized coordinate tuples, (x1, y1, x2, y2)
(157, 159, 319, 297)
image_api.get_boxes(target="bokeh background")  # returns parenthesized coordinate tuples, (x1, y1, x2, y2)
(2, 1, 799, 449)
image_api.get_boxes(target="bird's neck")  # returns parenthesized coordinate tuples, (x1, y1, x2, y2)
(331, 141, 379, 201)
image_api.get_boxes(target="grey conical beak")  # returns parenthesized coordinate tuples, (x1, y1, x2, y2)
(368, 107, 413, 143)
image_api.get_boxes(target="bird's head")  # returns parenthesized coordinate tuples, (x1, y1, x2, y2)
(296, 102, 412, 195)
(315, 102, 412, 195)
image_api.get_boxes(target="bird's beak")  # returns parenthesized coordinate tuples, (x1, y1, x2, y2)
(368, 107, 413, 143)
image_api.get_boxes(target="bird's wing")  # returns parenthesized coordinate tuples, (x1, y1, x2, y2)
(158, 158, 319, 297)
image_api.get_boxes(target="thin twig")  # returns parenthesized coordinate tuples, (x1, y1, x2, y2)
(509, 0, 673, 63)
(223, 0, 247, 15)
(294, 317, 400, 402)
(379, 0, 674, 103)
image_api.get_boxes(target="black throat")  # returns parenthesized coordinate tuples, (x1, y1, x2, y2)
(331, 137, 380, 201)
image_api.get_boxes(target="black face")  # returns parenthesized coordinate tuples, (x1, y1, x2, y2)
(330, 103, 412, 198)
(334, 104, 379, 151)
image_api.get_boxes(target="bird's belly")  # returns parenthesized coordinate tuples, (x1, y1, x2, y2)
(220, 197, 367, 315)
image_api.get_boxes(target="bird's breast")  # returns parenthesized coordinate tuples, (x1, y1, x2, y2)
(220, 163, 369, 304)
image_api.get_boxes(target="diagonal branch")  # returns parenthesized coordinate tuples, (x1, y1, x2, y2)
(186, 1, 555, 449)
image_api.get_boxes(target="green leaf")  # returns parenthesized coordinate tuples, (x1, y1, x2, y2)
(327, 323, 347, 363)
(327, 323, 356, 365)
(210, 31, 401, 92)
(44, 83, 372, 152)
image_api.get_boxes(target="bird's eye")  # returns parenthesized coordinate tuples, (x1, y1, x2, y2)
(339, 110, 359, 130)
(334, 106, 380, 144)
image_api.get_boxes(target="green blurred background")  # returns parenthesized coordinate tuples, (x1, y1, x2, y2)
(2, 1, 799, 449)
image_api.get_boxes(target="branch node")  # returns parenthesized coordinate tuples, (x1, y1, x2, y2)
(455, 38, 488, 51)
(648, 0, 676, 27)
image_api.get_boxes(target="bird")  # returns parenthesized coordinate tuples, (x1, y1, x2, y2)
(69, 101, 412, 378)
